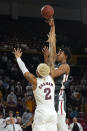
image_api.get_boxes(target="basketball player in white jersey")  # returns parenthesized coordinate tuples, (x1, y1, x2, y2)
(43, 18, 71, 131)
(13, 48, 57, 131)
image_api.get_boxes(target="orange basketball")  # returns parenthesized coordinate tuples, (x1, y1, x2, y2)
(41, 5, 54, 19)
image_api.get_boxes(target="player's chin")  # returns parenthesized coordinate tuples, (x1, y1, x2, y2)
(56, 57, 60, 62)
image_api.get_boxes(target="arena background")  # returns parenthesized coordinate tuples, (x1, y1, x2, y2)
(0, 0, 87, 131)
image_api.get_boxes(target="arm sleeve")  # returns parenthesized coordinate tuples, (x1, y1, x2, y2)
(17, 58, 29, 74)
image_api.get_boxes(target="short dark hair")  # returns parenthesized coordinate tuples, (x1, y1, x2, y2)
(59, 47, 72, 64)
(9, 111, 13, 114)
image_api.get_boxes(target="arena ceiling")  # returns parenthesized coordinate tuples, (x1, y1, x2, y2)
(17, 0, 87, 8)
(0, 0, 87, 8)
(1, 0, 87, 8)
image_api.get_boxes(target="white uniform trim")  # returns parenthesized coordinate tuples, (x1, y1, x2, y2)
(61, 74, 68, 89)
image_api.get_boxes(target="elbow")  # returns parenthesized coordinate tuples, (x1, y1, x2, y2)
(24, 72, 28, 78)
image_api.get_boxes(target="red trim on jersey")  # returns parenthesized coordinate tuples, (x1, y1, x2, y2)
(61, 101, 63, 115)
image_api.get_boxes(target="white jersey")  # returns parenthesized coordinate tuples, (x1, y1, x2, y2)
(33, 75, 55, 107)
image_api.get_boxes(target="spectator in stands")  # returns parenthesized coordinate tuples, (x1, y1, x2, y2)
(16, 116, 22, 125)
(25, 95, 35, 113)
(3, 76, 10, 98)
(22, 93, 27, 109)
(0, 91, 3, 103)
(22, 108, 32, 125)
(15, 81, 23, 97)
(6, 119, 10, 126)
(6, 117, 22, 131)
(9, 80, 15, 93)
(25, 83, 32, 96)
(16, 97, 24, 117)
(71, 89, 81, 101)
(70, 117, 83, 131)
(10, 64, 18, 80)
(0, 112, 6, 129)
(22, 114, 34, 131)
(1, 53, 8, 69)
(11, 64, 18, 73)
(7, 91, 17, 111)
(0, 100, 3, 112)
(0, 80, 5, 100)
(70, 107, 80, 118)
(6, 111, 17, 124)
(66, 118, 70, 130)
(15, 111, 20, 119)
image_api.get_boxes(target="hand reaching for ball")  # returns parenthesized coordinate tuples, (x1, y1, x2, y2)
(45, 17, 54, 27)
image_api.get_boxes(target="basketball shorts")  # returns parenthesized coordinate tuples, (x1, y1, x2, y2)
(57, 114, 68, 131)
(32, 106, 57, 131)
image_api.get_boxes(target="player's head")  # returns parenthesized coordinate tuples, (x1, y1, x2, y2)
(36, 63, 50, 77)
(57, 47, 71, 64)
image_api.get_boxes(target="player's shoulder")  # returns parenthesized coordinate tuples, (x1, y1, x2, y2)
(60, 63, 70, 73)
(59, 63, 70, 69)
(64, 63, 70, 70)
(46, 75, 54, 82)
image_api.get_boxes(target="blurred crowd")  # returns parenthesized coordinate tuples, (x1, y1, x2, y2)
(0, 52, 36, 131)
(0, 51, 87, 130)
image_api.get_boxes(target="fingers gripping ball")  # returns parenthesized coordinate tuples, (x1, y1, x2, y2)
(41, 5, 54, 19)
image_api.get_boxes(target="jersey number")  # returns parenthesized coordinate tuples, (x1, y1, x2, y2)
(44, 88, 51, 100)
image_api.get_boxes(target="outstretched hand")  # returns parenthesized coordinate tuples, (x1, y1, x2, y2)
(13, 48, 22, 58)
(45, 17, 54, 27)
(42, 46, 50, 57)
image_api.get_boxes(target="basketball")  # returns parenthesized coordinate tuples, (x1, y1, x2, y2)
(41, 5, 54, 19)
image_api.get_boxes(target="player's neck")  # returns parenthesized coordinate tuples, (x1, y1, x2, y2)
(61, 60, 67, 64)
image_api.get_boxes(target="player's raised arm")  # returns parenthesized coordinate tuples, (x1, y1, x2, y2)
(42, 46, 50, 65)
(43, 18, 56, 68)
(50, 63, 70, 79)
(47, 18, 56, 65)
(47, 18, 56, 44)
(13, 48, 37, 89)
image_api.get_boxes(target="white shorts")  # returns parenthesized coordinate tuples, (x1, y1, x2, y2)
(32, 106, 57, 131)
(57, 114, 68, 131)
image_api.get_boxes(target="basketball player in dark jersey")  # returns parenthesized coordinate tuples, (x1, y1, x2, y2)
(43, 18, 71, 131)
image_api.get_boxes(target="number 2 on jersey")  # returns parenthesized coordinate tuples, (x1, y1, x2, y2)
(44, 88, 51, 100)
